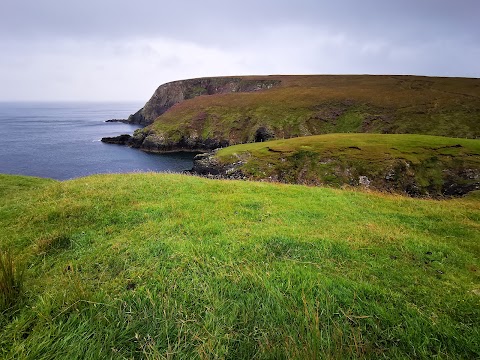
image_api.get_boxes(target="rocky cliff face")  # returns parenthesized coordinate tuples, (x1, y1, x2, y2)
(125, 77, 281, 125)
(191, 150, 480, 198)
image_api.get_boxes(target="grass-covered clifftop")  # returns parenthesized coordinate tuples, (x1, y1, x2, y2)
(196, 133, 480, 197)
(122, 75, 480, 153)
(1, 173, 479, 358)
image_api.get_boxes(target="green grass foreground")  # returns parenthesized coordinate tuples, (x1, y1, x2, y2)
(0, 173, 479, 359)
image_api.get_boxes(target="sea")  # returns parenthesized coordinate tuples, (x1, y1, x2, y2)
(0, 102, 197, 180)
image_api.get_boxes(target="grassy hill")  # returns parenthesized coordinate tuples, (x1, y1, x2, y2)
(125, 75, 480, 153)
(195, 133, 480, 197)
(1, 173, 479, 358)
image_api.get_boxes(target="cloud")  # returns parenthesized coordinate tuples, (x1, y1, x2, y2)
(0, 37, 259, 101)
(0, 0, 478, 100)
(2, 0, 479, 44)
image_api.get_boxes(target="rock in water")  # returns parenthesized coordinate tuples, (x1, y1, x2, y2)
(101, 134, 132, 145)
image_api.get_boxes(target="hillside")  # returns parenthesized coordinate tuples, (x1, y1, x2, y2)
(1, 173, 479, 358)
(102, 75, 480, 152)
(193, 134, 480, 197)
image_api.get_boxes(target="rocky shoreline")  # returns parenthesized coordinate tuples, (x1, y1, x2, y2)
(101, 125, 276, 153)
(101, 132, 230, 153)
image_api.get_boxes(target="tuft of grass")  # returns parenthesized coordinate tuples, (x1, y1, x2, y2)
(35, 233, 72, 255)
(0, 250, 24, 312)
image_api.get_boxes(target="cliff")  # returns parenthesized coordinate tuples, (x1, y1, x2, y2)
(125, 76, 281, 125)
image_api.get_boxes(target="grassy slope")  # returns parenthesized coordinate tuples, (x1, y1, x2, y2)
(215, 133, 480, 195)
(147, 75, 480, 143)
(1, 173, 479, 359)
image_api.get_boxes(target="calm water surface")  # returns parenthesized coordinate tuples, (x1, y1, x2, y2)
(0, 102, 197, 180)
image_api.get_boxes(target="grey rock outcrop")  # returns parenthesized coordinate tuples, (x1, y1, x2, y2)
(102, 129, 231, 153)
(192, 151, 247, 180)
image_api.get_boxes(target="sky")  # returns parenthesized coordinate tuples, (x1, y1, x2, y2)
(0, 0, 479, 101)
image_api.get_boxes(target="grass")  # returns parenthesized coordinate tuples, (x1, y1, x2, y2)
(0, 250, 23, 312)
(145, 75, 480, 148)
(0, 173, 479, 358)
(215, 133, 480, 196)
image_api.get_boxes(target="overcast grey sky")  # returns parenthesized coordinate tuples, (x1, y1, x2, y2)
(1, 0, 479, 101)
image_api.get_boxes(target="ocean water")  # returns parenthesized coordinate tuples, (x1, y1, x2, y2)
(0, 102, 197, 180)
